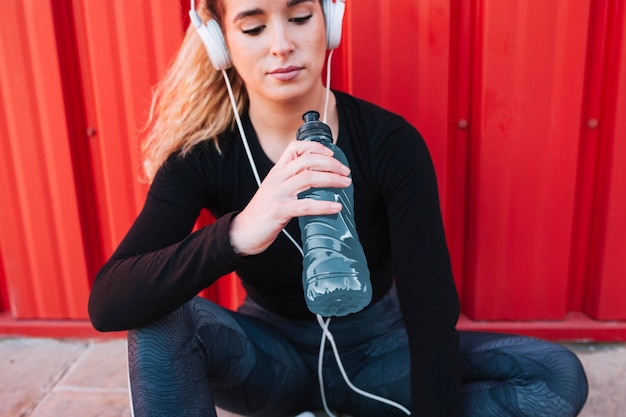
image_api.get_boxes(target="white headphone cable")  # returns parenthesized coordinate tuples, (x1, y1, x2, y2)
(316, 315, 412, 416)
(221, 61, 410, 417)
(221, 69, 303, 255)
(322, 49, 334, 124)
(220, 45, 333, 187)
(221, 70, 261, 186)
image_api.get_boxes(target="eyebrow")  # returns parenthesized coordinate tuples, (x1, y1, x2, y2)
(232, 0, 315, 23)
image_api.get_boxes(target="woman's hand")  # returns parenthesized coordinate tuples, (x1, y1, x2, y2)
(228, 140, 351, 256)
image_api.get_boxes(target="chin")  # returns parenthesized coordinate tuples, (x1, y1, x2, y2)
(268, 79, 322, 103)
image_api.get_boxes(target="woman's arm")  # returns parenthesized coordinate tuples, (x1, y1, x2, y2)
(88, 152, 247, 332)
(88, 139, 352, 332)
(377, 120, 461, 415)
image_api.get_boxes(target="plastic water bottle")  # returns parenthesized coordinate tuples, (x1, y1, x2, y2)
(296, 110, 372, 317)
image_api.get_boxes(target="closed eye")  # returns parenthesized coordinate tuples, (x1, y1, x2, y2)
(290, 13, 313, 25)
(242, 25, 266, 36)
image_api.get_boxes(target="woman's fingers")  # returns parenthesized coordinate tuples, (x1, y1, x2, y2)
(270, 141, 351, 189)
(268, 140, 353, 207)
(283, 168, 352, 197)
(229, 140, 351, 256)
(275, 141, 348, 175)
(289, 194, 343, 217)
(274, 139, 334, 167)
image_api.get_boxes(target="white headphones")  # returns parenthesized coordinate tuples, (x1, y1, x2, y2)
(189, 0, 346, 70)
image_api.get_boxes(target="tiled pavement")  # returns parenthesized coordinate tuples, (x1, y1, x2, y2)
(0, 337, 623, 417)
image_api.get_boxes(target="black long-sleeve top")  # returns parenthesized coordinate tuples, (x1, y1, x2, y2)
(88, 91, 461, 415)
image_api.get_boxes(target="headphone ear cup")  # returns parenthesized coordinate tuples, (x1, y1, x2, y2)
(195, 18, 232, 70)
(323, 0, 346, 50)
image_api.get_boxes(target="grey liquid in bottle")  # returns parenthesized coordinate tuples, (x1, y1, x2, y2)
(296, 110, 372, 317)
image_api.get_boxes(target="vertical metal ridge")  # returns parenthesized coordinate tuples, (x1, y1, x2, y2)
(0, 0, 90, 319)
(577, 0, 626, 319)
(463, 0, 590, 320)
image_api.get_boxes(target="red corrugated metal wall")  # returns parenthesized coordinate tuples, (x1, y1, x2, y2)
(1, 0, 625, 339)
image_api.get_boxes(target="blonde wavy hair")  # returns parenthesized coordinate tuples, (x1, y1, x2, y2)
(141, 0, 247, 182)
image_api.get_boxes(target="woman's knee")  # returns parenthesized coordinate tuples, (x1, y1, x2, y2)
(509, 338, 588, 410)
(129, 298, 198, 347)
(128, 297, 235, 366)
(460, 332, 588, 416)
(541, 344, 588, 414)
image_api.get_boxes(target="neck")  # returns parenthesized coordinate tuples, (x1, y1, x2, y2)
(247, 84, 338, 161)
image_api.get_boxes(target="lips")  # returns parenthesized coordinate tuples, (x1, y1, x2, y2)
(269, 66, 303, 81)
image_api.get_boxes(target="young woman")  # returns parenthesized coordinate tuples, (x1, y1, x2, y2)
(88, 0, 588, 416)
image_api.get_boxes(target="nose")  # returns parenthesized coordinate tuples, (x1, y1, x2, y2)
(269, 21, 295, 58)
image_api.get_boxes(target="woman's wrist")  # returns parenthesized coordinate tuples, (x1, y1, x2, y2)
(228, 213, 250, 257)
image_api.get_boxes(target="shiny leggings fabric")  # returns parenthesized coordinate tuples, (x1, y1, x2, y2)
(128, 294, 588, 417)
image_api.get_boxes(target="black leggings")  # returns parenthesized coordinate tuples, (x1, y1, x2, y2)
(128, 294, 588, 417)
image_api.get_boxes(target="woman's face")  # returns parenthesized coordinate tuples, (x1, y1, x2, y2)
(220, 0, 327, 104)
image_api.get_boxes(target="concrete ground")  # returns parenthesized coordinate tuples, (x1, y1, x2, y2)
(0, 337, 623, 417)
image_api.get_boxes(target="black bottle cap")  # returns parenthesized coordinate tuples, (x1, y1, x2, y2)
(297, 110, 332, 142)
(303, 110, 321, 123)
